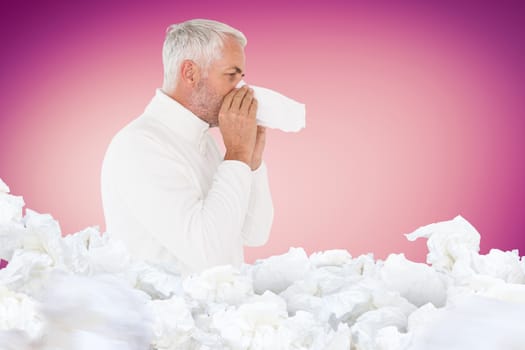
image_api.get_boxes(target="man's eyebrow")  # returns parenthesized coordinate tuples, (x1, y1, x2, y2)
(228, 66, 245, 76)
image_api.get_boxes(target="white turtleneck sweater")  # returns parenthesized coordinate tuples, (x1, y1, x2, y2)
(101, 89, 273, 275)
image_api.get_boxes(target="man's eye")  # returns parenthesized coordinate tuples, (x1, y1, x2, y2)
(226, 72, 244, 79)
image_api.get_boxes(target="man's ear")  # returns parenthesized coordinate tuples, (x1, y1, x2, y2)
(180, 60, 200, 86)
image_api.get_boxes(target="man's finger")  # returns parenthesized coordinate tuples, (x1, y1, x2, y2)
(230, 86, 249, 111)
(219, 88, 237, 117)
(239, 89, 254, 115)
(248, 98, 258, 120)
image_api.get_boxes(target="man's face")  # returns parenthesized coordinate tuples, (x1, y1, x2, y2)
(190, 36, 246, 126)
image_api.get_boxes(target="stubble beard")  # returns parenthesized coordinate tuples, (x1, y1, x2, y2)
(190, 79, 223, 127)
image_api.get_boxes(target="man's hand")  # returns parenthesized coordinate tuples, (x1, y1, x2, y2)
(219, 86, 258, 167)
(250, 126, 266, 170)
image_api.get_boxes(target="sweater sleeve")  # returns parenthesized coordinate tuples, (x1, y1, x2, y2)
(240, 161, 274, 246)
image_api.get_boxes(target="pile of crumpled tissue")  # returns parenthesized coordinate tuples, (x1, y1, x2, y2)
(0, 177, 524, 350)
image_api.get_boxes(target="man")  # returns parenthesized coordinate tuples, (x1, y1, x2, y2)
(101, 19, 274, 275)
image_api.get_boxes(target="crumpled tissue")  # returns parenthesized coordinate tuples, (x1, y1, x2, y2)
(380, 253, 447, 307)
(131, 261, 184, 300)
(0, 286, 42, 339)
(36, 272, 152, 350)
(236, 80, 305, 132)
(309, 249, 352, 268)
(251, 247, 311, 294)
(408, 295, 525, 350)
(405, 215, 481, 273)
(1, 177, 524, 350)
(472, 248, 525, 284)
(150, 295, 195, 349)
(0, 179, 24, 225)
(183, 265, 253, 305)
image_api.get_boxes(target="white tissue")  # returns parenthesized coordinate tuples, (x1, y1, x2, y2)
(374, 326, 408, 350)
(0, 191, 24, 224)
(1, 177, 525, 350)
(0, 250, 54, 295)
(408, 295, 525, 350)
(211, 291, 287, 349)
(0, 178, 10, 194)
(309, 249, 352, 268)
(131, 261, 184, 299)
(36, 272, 152, 350)
(22, 209, 65, 266)
(62, 227, 132, 276)
(236, 80, 305, 132)
(0, 330, 32, 350)
(472, 248, 525, 283)
(251, 247, 311, 294)
(481, 283, 525, 304)
(405, 215, 481, 272)
(150, 295, 195, 349)
(380, 253, 447, 307)
(0, 222, 25, 261)
(183, 265, 253, 305)
(0, 286, 42, 339)
(351, 307, 408, 350)
(405, 302, 443, 338)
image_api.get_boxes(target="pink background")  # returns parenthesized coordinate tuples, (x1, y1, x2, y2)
(1, 1, 524, 263)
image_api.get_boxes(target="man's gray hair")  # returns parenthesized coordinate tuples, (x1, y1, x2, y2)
(162, 19, 247, 91)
